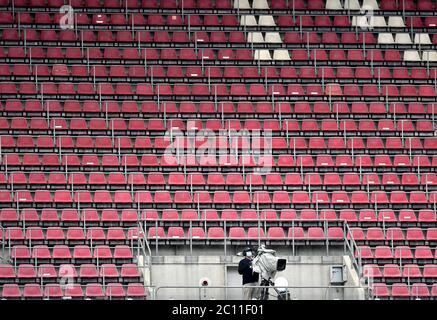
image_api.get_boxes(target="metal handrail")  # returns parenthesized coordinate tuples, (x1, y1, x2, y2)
(343, 221, 362, 278)
(153, 284, 367, 300)
(134, 218, 153, 296)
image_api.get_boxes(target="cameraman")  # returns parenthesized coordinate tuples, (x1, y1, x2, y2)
(238, 247, 260, 300)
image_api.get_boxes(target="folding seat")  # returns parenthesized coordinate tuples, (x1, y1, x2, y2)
(310, 49, 331, 62)
(305, 227, 323, 240)
(409, 283, 430, 298)
(389, 191, 409, 204)
(383, 264, 402, 278)
(245, 227, 265, 240)
(264, 227, 285, 240)
(213, 191, 231, 204)
(423, 265, 437, 279)
(366, 137, 387, 151)
(173, 191, 192, 205)
(86, 226, 106, 241)
(37, 264, 58, 282)
(22, 284, 43, 299)
(1, 283, 22, 299)
(373, 246, 393, 259)
(343, 84, 361, 96)
(124, 283, 145, 298)
(17, 263, 37, 281)
(32, 245, 52, 260)
(66, 226, 86, 242)
(365, 227, 385, 241)
(26, 227, 45, 242)
(414, 246, 433, 260)
(362, 265, 382, 279)
(427, 229, 437, 242)
(406, 228, 425, 241)
(43, 226, 65, 242)
(389, 283, 410, 298)
(396, 210, 417, 224)
(385, 228, 405, 242)
(410, 191, 428, 204)
(369, 191, 388, 204)
(419, 85, 436, 97)
(10, 245, 31, 261)
(370, 283, 390, 299)
(401, 173, 420, 186)
(349, 191, 369, 204)
(98, 264, 119, 279)
(393, 246, 413, 260)
(84, 283, 105, 299)
(419, 210, 436, 223)
(165, 226, 185, 239)
(71, 244, 93, 261)
(271, 191, 290, 205)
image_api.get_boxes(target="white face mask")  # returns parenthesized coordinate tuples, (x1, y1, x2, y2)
(246, 251, 253, 258)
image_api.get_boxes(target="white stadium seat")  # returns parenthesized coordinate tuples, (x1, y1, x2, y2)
(240, 15, 258, 26)
(344, 0, 360, 10)
(395, 33, 412, 44)
(378, 33, 395, 44)
(403, 50, 421, 61)
(422, 51, 437, 62)
(254, 49, 272, 60)
(252, 0, 269, 9)
(414, 34, 432, 45)
(247, 32, 264, 43)
(233, 0, 250, 9)
(326, 0, 343, 10)
(258, 15, 276, 26)
(265, 32, 282, 43)
(273, 50, 291, 60)
(388, 17, 406, 27)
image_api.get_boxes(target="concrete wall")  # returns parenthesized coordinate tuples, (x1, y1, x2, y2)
(147, 252, 365, 300)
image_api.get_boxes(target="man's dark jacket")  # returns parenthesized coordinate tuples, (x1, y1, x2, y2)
(238, 258, 259, 284)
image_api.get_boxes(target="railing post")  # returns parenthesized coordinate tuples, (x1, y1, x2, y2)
(189, 220, 193, 256)
(292, 219, 295, 256)
(155, 220, 158, 256)
(224, 220, 227, 257)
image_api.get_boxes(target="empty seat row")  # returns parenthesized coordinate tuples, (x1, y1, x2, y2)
(10, 244, 133, 260)
(364, 264, 437, 279)
(373, 283, 437, 299)
(1, 189, 436, 205)
(0, 13, 241, 26)
(2, 46, 437, 63)
(1, 226, 344, 241)
(1, 117, 434, 133)
(0, 282, 146, 299)
(1, 226, 138, 241)
(2, 0, 234, 9)
(2, 99, 436, 115)
(1, 207, 435, 223)
(1, 135, 435, 151)
(145, 226, 345, 240)
(356, 246, 437, 259)
(3, 27, 437, 45)
(2, 64, 437, 80)
(0, 263, 140, 280)
(2, 82, 436, 97)
(1, 12, 436, 27)
(368, 246, 437, 261)
(349, 227, 437, 241)
(2, 171, 435, 187)
(2, 153, 436, 168)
